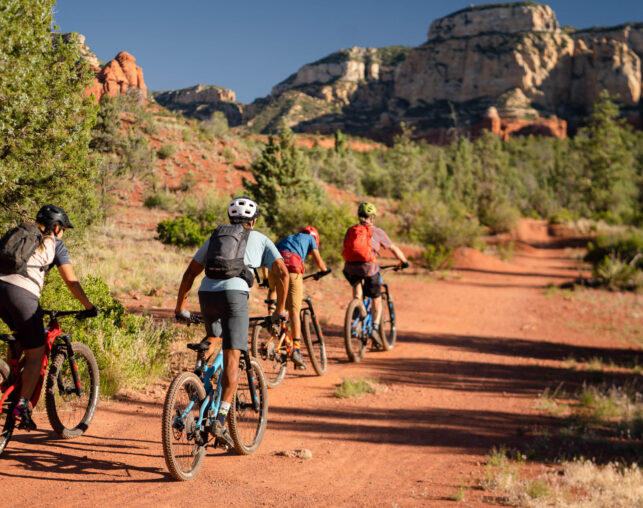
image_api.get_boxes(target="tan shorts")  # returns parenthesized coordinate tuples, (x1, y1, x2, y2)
(268, 271, 303, 315)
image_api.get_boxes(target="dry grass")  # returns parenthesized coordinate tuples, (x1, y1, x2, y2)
(74, 219, 190, 297)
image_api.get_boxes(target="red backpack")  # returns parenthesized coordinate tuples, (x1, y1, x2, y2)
(342, 224, 374, 263)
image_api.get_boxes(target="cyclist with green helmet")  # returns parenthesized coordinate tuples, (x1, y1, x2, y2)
(342, 202, 408, 346)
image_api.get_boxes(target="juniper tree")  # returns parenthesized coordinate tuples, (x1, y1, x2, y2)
(0, 0, 98, 227)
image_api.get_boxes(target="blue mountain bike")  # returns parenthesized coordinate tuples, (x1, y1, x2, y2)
(343, 265, 402, 363)
(161, 313, 269, 481)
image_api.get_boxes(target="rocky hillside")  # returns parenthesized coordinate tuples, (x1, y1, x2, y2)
(152, 85, 244, 126)
(151, 2, 643, 143)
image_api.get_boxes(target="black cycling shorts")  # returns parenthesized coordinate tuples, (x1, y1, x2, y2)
(198, 290, 249, 351)
(342, 270, 382, 298)
(0, 280, 45, 350)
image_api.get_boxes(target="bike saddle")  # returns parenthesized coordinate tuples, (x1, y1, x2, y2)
(187, 342, 210, 352)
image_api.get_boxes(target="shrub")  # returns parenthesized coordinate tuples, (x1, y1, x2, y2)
(157, 143, 176, 160)
(40, 271, 173, 396)
(157, 213, 218, 247)
(143, 191, 177, 211)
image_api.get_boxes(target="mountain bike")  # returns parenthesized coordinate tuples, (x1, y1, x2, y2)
(0, 309, 100, 455)
(162, 313, 269, 481)
(344, 265, 403, 363)
(250, 270, 330, 388)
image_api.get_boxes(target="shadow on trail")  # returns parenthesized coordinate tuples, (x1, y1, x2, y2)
(269, 404, 553, 454)
(0, 434, 170, 482)
(397, 330, 641, 372)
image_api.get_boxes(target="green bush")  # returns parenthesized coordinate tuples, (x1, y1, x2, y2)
(585, 231, 643, 290)
(157, 213, 218, 247)
(40, 271, 173, 396)
(157, 143, 176, 160)
(143, 191, 177, 211)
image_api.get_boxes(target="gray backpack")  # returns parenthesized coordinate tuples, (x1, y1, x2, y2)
(205, 224, 254, 286)
(0, 223, 45, 278)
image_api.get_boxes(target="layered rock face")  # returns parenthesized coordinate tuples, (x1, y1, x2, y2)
(85, 51, 147, 102)
(243, 2, 642, 142)
(153, 85, 243, 126)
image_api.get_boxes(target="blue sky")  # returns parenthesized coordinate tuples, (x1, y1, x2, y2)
(53, 1, 643, 104)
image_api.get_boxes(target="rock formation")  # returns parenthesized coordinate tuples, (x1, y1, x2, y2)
(85, 51, 147, 103)
(152, 2, 641, 143)
(153, 85, 243, 126)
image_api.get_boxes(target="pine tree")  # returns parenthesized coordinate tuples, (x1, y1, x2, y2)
(243, 124, 321, 232)
(0, 0, 98, 228)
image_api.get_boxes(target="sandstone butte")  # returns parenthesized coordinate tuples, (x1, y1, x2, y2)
(85, 51, 147, 103)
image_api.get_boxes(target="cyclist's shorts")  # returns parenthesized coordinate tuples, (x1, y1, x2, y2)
(0, 280, 45, 349)
(342, 270, 382, 298)
(198, 290, 249, 351)
(268, 271, 303, 316)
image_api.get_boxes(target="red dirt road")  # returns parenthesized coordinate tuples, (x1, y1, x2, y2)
(0, 220, 639, 507)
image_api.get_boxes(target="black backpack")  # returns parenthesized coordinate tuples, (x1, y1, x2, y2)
(205, 224, 254, 286)
(0, 223, 45, 278)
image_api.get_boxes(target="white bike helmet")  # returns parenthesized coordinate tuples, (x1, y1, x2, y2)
(228, 196, 258, 223)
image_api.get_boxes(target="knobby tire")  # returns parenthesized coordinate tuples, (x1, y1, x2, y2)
(301, 310, 327, 376)
(379, 292, 397, 351)
(344, 299, 367, 363)
(250, 324, 286, 388)
(228, 357, 268, 455)
(0, 359, 14, 455)
(161, 371, 207, 481)
(45, 342, 100, 439)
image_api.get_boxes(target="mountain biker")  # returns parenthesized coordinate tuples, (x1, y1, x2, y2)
(342, 202, 409, 346)
(0, 205, 97, 428)
(265, 226, 329, 369)
(174, 196, 289, 449)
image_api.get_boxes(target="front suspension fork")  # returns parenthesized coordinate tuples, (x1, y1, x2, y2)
(242, 351, 260, 412)
(60, 335, 83, 397)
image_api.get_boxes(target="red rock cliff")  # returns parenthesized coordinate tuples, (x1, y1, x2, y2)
(86, 51, 147, 102)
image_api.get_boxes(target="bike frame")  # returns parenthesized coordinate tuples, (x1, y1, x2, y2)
(0, 311, 84, 415)
(352, 270, 395, 339)
(181, 332, 262, 436)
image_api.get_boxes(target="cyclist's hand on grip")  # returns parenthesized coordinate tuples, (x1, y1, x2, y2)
(314, 268, 332, 280)
(270, 311, 288, 325)
(77, 306, 98, 320)
(175, 309, 191, 322)
(398, 261, 410, 270)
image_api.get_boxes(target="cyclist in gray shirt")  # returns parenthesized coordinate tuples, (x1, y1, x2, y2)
(174, 197, 289, 448)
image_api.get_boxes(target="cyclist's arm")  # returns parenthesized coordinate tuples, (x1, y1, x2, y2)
(271, 258, 289, 316)
(175, 259, 204, 313)
(310, 249, 328, 272)
(388, 243, 408, 265)
(57, 264, 94, 310)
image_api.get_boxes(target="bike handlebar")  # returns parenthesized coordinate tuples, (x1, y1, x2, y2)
(303, 269, 332, 281)
(42, 309, 98, 320)
(380, 263, 409, 272)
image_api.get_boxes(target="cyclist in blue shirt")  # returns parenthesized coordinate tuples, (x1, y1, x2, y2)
(266, 227, 328, 368)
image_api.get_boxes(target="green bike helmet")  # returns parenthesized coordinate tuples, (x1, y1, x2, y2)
(358, 202, 377, 218)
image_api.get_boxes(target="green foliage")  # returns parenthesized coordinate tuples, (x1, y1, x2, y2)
(244, 125, 323, 233)
(40, 271, 173, 396)
(143, 191, 177, 211)
(202, 111, 229, 138)
(0, 2, 99, 229)
(157, 213, 217, 247)
(333, 378, 378, 399)
(157, 143, 176, 160)
(334, 129, 347, 155)
(585, 231, 643, 290)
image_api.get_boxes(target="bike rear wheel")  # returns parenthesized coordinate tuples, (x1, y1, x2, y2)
(161, 371, 207, 481)
(45, 342, 100, 439)
(229, 356, 268, 455)
(0, 359, 14, 456)
(379, 291, 397, 351)
(344, 299, 367, 363)
(301, 310, 327, 376)
(250, 324, 286, 388)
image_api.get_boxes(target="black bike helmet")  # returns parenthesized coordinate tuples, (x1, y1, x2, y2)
(36, 204, 74, 229)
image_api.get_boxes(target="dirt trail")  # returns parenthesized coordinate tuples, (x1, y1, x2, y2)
(0, 220, 633, 507)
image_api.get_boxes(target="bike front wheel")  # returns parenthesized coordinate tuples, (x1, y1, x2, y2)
(250, 324, 286, 388)
(301, 310, 327, 376)
(45, 342, 100, 439)
(344, 299, 367, 363)
(380, 291, 397, 351)
(161, 371, 207, 481)
(0, 359, 14, 456)
(229, 356, 268, 455)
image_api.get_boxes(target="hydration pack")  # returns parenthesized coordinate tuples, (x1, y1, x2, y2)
(205, 224, 254, 286)
(0, 223, 45, 277)
(342, 224, 374, 263)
